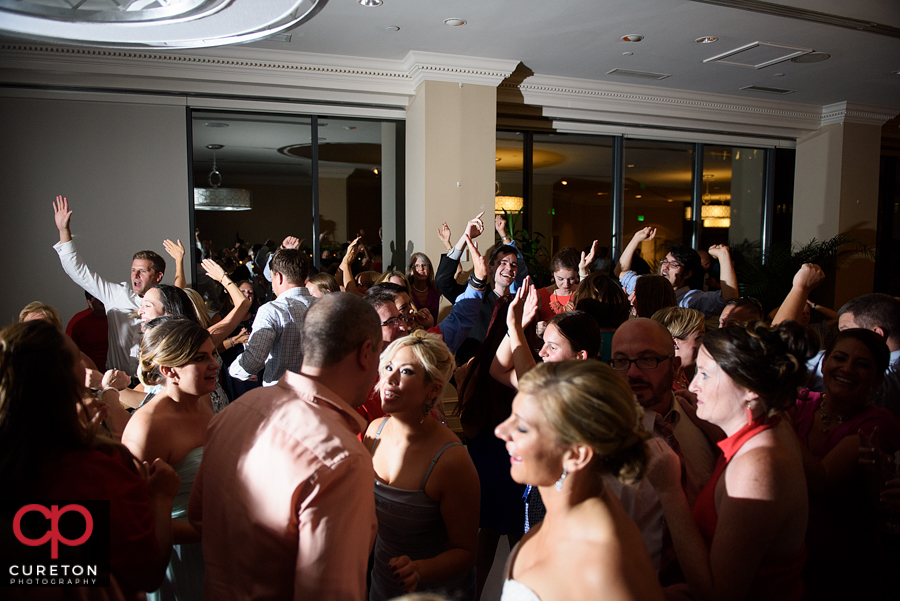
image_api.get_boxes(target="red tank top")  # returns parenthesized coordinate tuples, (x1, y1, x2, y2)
(692, 414, 806, 601)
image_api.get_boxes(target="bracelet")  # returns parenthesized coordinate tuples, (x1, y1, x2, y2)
(99, 386, 118, 396)
(468, 273, 487, 289)
(226, 281, 238, 287)
(812, 303, 817, 310)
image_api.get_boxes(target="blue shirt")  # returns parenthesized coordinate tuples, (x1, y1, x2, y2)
(229, 286, 314, 386)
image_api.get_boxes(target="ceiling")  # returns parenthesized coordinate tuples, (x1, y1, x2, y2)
(242, 0, 900, 108)
(181, 1, 897, 206)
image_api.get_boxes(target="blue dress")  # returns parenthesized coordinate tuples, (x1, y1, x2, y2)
(148, 446, 204, 601)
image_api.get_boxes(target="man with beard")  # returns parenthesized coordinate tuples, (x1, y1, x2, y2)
(609, 318, 717, 575)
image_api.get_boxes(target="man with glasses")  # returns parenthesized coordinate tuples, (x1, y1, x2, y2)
(617, 227, 738, 317)
(608, 318, 717, 574)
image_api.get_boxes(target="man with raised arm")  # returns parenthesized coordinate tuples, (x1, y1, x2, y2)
(616, 226, 738, 317)
(435, 212, 527, 364)
(53, 195, 165, 375)
(190, 292, 381, 601)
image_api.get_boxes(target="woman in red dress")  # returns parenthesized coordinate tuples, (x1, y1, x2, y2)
(647, 321, 815, 601)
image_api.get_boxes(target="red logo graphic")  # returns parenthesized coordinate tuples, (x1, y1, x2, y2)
(13, 504, 93, 559)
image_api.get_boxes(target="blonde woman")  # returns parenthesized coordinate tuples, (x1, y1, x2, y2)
(364, 331, 480, 601)
(122, 317, 218, 601)
(651, 306, 706, 390)
(495, 361, 662, 601)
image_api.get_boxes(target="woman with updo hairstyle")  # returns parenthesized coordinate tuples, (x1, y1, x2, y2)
(790, 328, 900, 600)
(0, 320, 180, 597)
(364, 330, 479, 601)
(123, 317, 219, 601)
(630, 274, 676, 318)
(647, 320, 816, 601)
(495, 360, 662, 601)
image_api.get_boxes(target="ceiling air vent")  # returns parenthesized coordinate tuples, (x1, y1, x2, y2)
(704, 42, 812, 69)
(606, 68, 671, 81)
(739, 85, 796, 95)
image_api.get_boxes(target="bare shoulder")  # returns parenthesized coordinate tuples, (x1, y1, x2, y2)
(363, 416, 388, 451)
(726, 430, 803, 500)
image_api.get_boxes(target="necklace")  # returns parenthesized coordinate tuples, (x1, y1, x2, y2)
(412, 283, 428, 293)
(819, 394, 867, 434)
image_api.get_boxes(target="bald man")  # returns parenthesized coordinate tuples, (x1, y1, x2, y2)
(608, 318, 717, 573)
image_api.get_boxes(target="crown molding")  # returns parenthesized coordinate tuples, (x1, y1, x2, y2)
(499, 72, 836, 140)
(820, 101, 899, 127)
(401, 51, 520, 90)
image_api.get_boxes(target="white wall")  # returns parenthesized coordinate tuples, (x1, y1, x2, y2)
(1, 92, 191, 327)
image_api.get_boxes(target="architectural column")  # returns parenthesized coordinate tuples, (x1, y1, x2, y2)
(403, 53, 518, 275)
(792, 103, 894, 307)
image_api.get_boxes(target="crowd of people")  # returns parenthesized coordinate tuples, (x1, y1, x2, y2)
(2, 198, 900, 601)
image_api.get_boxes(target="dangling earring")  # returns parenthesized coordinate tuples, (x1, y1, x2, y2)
(746, 402, 754, 425)
(555, 467, 568, 491)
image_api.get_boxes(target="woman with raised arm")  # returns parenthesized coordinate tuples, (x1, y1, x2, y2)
(495, 360, 662, 601)
(135, 259, 249, 413)
(122, 317, 218, 601)
(647, 321, 815, 601)
(365, 331, 480, 601)
(1, 320, 180, 599)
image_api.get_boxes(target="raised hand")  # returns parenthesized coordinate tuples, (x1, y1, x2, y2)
(465, 233, 488, 281)
(343, 235, 362, 264)
(506, 281, 527, 332)
(632, 226, 657, 243)
(201, 258, 227, 284)
(707, 244, 731, 261)
(579, 240, 599, 274)
(282, 236, 300, 250)
(465, 211, 486, 240)
(495, 213, 509, 239)
(793, 263, 825, 292)
(163, 239, 185, 261)
(521, 277, 540, 328)
(53, 195, 74, 242)
(437, 221, 452, 249)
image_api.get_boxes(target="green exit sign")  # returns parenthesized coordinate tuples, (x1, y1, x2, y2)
(638, 215, 645, 222)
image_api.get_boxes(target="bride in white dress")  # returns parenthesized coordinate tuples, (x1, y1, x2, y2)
(494, 360, 663, 601)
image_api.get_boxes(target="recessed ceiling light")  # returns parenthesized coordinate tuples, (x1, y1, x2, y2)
(386, 25, 400, 31)
(791, 52, 830, 63)
(561, 180, 568, 185)
(444, 18, 467, 26)
(627, 164, 635, 168)
(622, 52, 633, 56)
(621, 34, 643, 42)
(695, 36, 718, 44)
(635, 195, 642, 198)
(206, 144, 223, 150)
(373, 169, 379, 175)
(496, 157, 501, 162)
(205, 122, 229, 128)
(344, 126, 357, 130)
(667, 199, 673, 203)
(359, 0, 382, 6)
